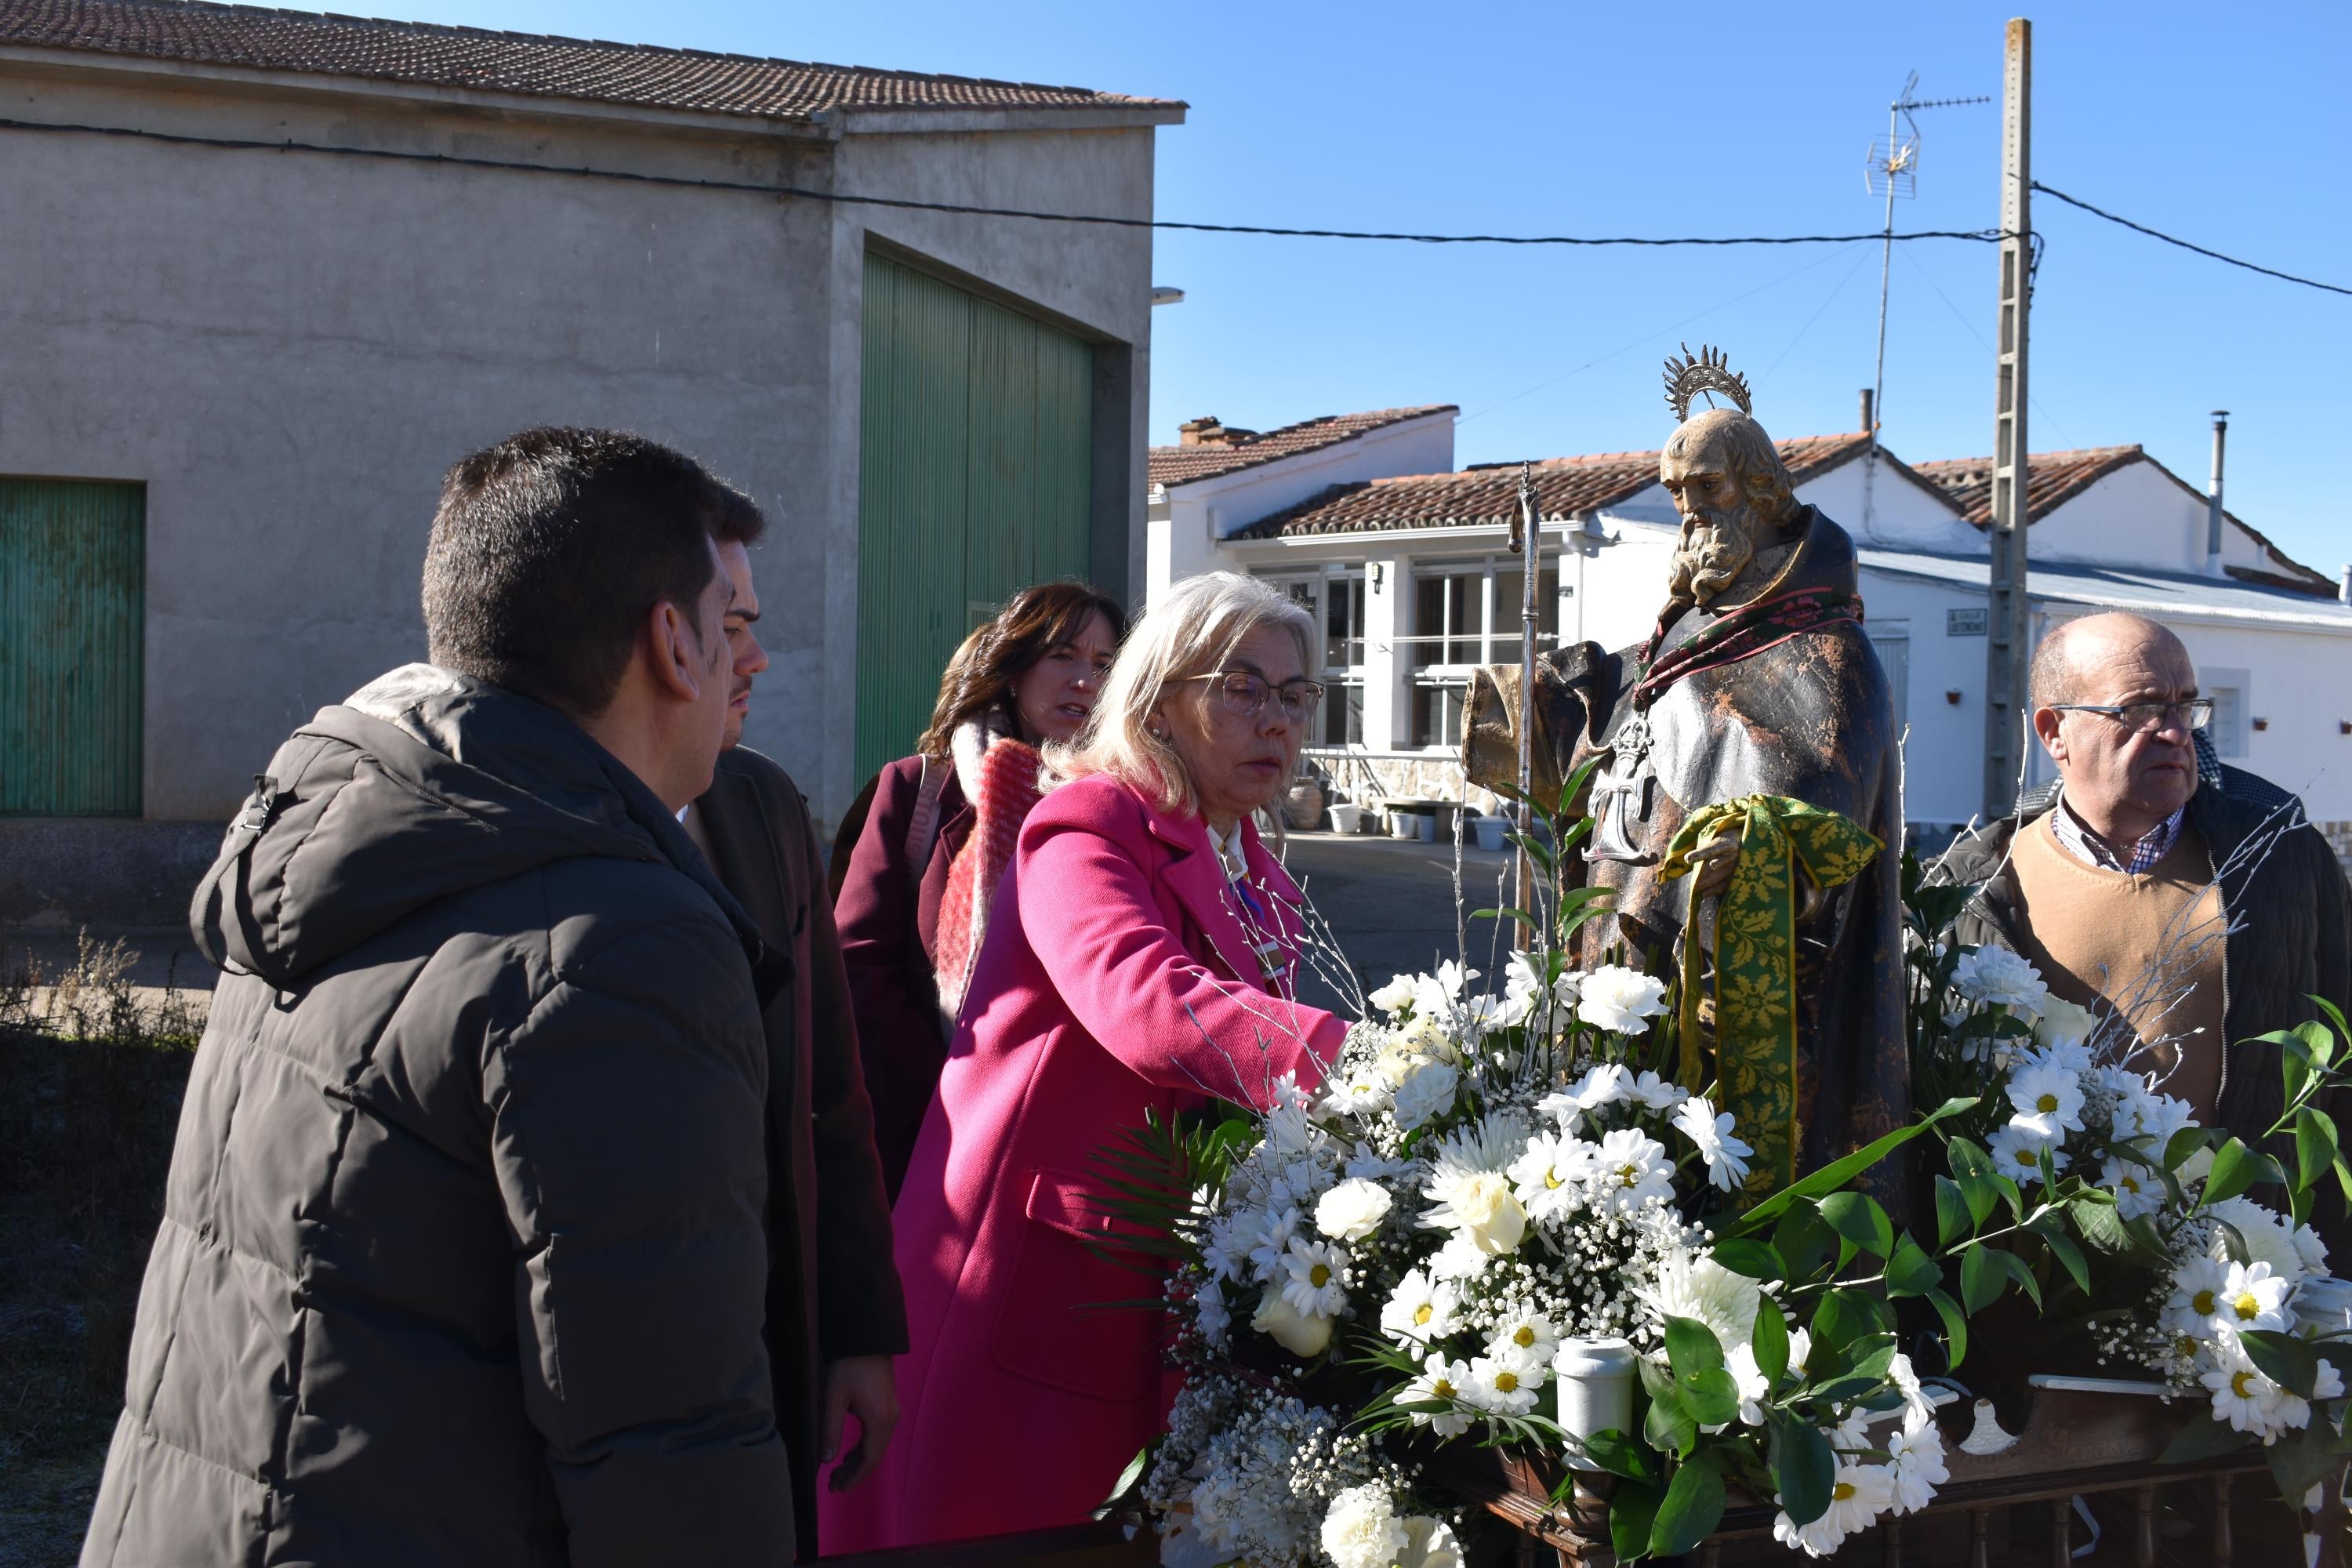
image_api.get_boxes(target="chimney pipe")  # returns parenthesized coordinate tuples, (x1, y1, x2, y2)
(1860, 388, 1875, 436)
(2339, 564, 2351, 605)
(2205, 410, 2228, 570)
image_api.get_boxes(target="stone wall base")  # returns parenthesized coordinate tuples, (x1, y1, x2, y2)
(0, 819, 223, 932)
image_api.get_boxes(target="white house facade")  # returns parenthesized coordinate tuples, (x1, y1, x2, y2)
(1147, 410, 2352, 861)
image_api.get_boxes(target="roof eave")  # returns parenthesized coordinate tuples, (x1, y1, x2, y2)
(819, 102, 1185, 135)
(0, 41, 854, 141)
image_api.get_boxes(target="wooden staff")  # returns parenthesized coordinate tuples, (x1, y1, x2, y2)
(1511, 462, 1540, 951)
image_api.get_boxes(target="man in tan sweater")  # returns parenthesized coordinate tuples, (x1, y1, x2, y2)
(1941, 613, 2350, 1248)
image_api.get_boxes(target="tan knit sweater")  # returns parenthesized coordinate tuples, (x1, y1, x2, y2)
(2009, 812, 2227, 1117)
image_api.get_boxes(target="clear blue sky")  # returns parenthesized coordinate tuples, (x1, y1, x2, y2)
(405, 0, 2350, 575)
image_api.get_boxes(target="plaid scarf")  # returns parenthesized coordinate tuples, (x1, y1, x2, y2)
(1631, 585, 1865, 710)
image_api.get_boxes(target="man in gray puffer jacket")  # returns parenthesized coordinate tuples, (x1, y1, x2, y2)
(83, 429, 793, 1566)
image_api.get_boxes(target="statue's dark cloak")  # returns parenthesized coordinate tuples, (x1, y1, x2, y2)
(1497, 506, 1908, 1177)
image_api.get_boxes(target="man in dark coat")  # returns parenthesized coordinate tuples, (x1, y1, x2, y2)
(681, 521, 906, 1559)
(1934, 613, 2351, 1254)
(1463, 382, 1907, 1192)
(83, 430, 796, 1566)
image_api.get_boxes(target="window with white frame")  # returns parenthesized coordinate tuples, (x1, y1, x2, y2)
(1403, 555, 1560, 749)
(1254, 568, 1370, 746)
(2203, 667, 2250, 757)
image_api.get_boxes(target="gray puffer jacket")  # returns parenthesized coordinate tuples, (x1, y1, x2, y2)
(82, 666, 793, 1568)
(1933, 757, 2352, 1254)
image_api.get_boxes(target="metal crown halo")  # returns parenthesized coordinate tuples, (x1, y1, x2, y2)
(1662, 342, 1753, 423)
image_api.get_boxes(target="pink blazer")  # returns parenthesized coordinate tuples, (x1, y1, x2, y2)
(818, 772, 1345, 1552)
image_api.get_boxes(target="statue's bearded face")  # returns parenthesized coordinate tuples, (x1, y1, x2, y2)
(1661, 441, 1762, 607)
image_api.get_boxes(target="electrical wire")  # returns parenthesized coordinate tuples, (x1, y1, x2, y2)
(0, 114, 2007, 249)
(2032, 181, 2352, 299)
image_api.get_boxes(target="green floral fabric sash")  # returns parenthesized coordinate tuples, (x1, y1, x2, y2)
(1660, 795, 1882, 1199)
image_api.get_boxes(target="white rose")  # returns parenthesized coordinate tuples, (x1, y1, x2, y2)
(1251, 1286, 1336, 1356)
(1319, 1486, 1408, 1568)
(1577, 965, 1671, 1034)
(1315, 1178, 1396, 1243)
(1396, 1517, 1461, 1568)
(1443, 1170, 1527, 1255)
(1392, 1058, 1461, 1130)
(1368, 975, 1419, 1015)
(2031, 994, 2096, 1050)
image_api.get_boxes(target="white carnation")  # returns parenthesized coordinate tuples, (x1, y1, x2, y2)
(1314, 1178, 1394, 1243)
(1319, 1486, 1407, 1568)
(1951, 945, 2048, 1011)
(1577, 965, 1671, 1033)
(1392, 1058, 1461, 1130)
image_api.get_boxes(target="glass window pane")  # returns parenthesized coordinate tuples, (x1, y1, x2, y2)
(1413, 577, 1444, 670)
(1447, 577, 1476, 664)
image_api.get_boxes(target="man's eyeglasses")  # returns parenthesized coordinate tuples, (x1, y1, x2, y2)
(2046, 699, 2214, 735)
(1178, 670, 1326, 723)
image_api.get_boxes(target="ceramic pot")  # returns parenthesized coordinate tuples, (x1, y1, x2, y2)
(1555, 1337, 1636, 1471)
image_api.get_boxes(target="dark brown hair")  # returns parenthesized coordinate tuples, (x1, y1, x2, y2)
(423, 426, 764, 717)
(915, 581, 1128, 760)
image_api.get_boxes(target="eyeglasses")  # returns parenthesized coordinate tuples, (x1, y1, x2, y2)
(1178, 670, 1326, 723)
(2046, 699, 2214, 734)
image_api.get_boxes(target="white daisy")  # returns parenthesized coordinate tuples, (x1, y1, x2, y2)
(1884, 1415, 1948, 1514)
(1319, 1064, 1396, 1118)
(1281, 1237, 1352, 1317)
(1671, 1096, 1755, 1192)
(2271, 1356, 2347, 1438)
(2209, 1260, 2293, 1338)
(1567, 1062, 1634, 1112)
(1987, 1123, 2067, 1186)
(1821, 1459, 1895, 1535)
(1507, 1129, 1595, 1223)
(2097, 1156, 2164, 1221)
(1378, 1269, 1462, 1348)
(2201, 1338, 2289, 1440)
(1193, 1278, 1231, 1348)
(2005, 1060, 2086, 1139)
(1587, 1127, 1675, 1214)
(1399, 1352, 1475, 1437)
(1627, 1069, 1690, 1112)
(1463, 1353, 1541, 1416)
(1726, 1342, 1770, 1425)
(1247, 1204, 1302, 1279)
(1485, 1307, 1563, 1369)
(2165, 1254, 2232, 1338)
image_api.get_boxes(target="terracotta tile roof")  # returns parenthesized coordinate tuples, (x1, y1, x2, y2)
(1911, 445, 2143, 527)
(1236, 432, 1872, 539)
(1148, 406, 1457, 489)
(0, 0, 1176, 122)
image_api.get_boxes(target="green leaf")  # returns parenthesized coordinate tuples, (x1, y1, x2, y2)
(1811, 1289, 1890, 1352)
(2163, 1126, 2209, 1172)
(1650, 1457, 1728, 1559)
(1885, 1235, 1943, 1298)
(1811, 1373, 1885, 1406)
(1769, 1411, 1835, 1527)
(1578, 1428, 1663, 1487)
(1996, 1247, 2045, 1310)
(2296, 1107, 2340, 1194)
(1096, 1446, 1151, 1514)
(2267, 1419, 2345, 1501)
(2238, 1330, 2321, 1400)
(2201, 1138, 2285, 1207)
(1771, 1203, 1838, 1282)
(1948, 1137, 2000, 1228)
(2027, 1216, 2092, 1296)
(1471, 906, 1542, 928)
(1610, 1478, 1663, 1562)
(1819, 1192, 1896, 1258)
(2212, 1218, 2251, 1266)
(1753, 1302, 1791, 1387)
(2160, 1413, 2252, 1465)
(2336, 1153, 2352, 1213)
(1664, 1316, 1727, 1380)
(1710, 1236, 1783, 1281)
(1925, 1287, 1969, 1371)
(1960, 1244, 2009, 1315)
(1645, 1386, 1698, 1458)
(1682, 1367, 1742, 1428)
(1933, 1175, 1971, 1248)
(1731, 1097, 1979, 1235)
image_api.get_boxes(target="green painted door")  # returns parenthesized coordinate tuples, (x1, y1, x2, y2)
(1, 478, 144, 816)
(856, 253, 1094, 783)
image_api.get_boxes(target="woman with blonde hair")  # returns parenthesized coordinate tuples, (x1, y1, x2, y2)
(819, 571, 1346, 1549)
(831, 581, 1126, 1197)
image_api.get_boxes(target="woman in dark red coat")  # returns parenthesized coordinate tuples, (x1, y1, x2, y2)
(831, 582, 1126, 1198)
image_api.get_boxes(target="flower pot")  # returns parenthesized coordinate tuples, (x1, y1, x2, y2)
(1328, 801, 1363, 835)
(1472, 815, 1508, 852)
(1554, 1337, 1635, 1471)
(1281, 780, 1324, 832)
(1387, 810, 1419, 840)
(1414, 811, 1436, 842)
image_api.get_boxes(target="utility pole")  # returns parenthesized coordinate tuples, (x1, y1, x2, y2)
(1981, 17, 2033, 819)
(1511, 462, 1539, 951)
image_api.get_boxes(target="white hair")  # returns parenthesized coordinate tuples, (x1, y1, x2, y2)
(1049, 570, 1316, 822)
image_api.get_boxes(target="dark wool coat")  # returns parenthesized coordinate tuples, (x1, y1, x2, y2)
(691, 747, 907, 1560)
(829, 756, 971, 1200)
(82, 666, 791, 1568)
(1936, 762, 2352, 1255)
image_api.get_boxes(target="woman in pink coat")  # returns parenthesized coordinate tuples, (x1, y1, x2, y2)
(821, 572, 1348, 1551)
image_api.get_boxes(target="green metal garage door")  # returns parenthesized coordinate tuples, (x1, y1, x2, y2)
(855, 252, 1094, 783)
(1, 478, 144, 815)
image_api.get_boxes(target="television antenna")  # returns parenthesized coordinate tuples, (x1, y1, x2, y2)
(1860, 73, 1990, 529)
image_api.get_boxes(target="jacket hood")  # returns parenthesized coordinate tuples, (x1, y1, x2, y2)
(192, 664, 750, 987)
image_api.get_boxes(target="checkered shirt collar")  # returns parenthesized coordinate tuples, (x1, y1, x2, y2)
(2050, 794, 2186, 875)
